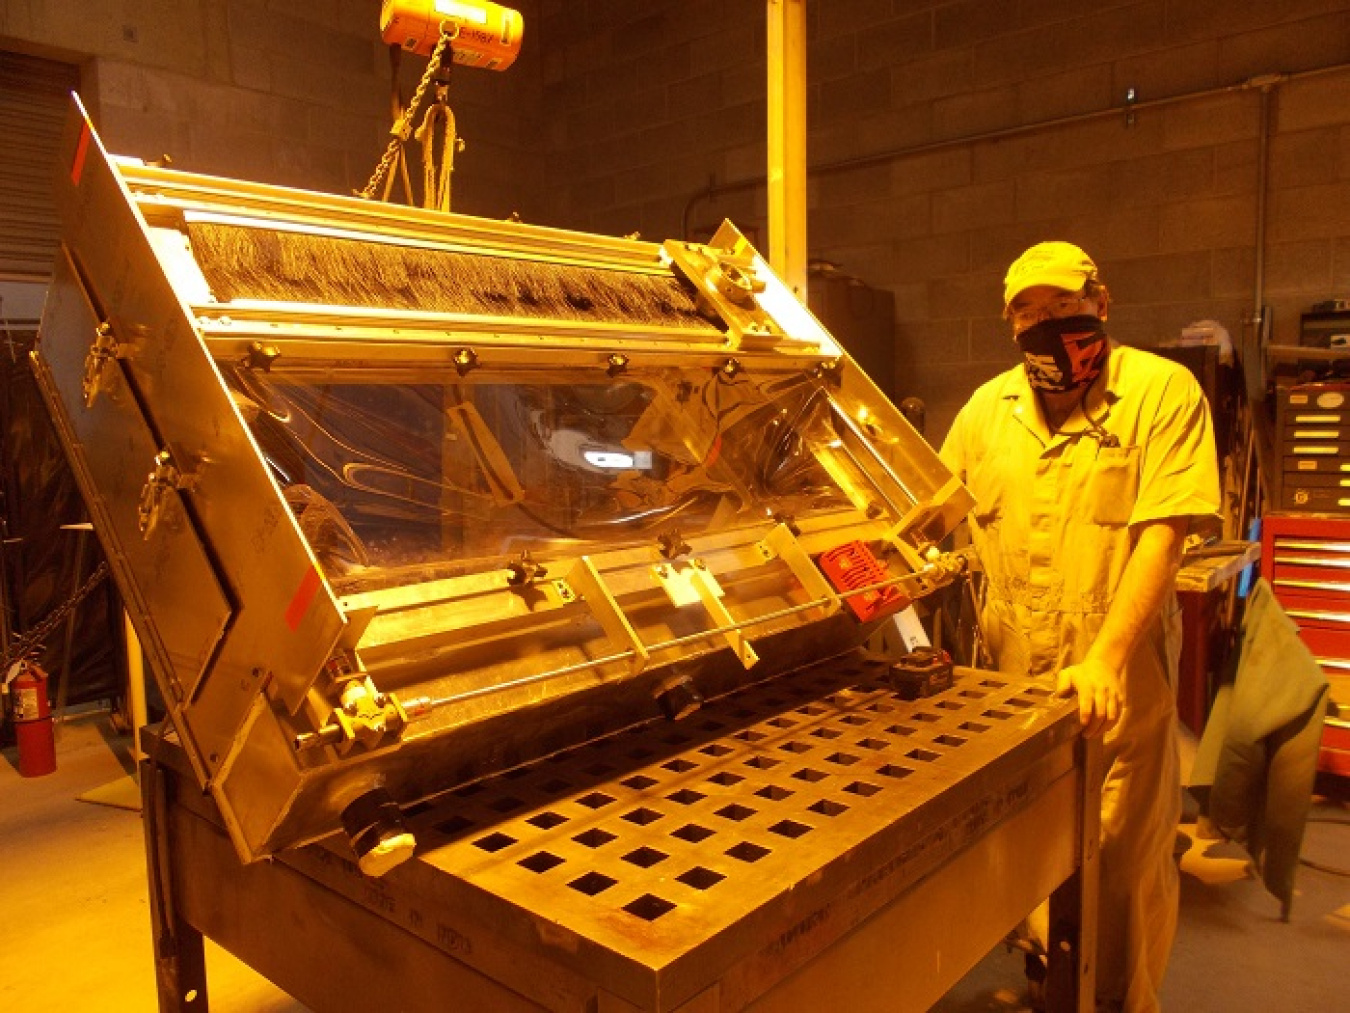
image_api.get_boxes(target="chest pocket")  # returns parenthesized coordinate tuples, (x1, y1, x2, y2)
(966, 450, 1007, 526)
(1086, 444, 1140, 526)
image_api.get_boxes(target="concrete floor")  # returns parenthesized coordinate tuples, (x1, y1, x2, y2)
(2, 707, 1347, 1012)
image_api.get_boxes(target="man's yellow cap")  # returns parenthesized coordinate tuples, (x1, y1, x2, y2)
(1003, 241, 1098, 308)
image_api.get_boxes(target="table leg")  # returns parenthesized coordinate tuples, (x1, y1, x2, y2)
(141, 744, 210, 1012)
(1045, 734, 1101, 1013)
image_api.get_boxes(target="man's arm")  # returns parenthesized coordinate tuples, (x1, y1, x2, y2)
(1055, 516, 1189, 737)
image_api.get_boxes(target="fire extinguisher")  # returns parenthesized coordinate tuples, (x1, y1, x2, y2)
(4, 659, 57, 777)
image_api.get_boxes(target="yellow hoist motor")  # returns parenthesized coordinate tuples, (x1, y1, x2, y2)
(381, 0, 523, 70)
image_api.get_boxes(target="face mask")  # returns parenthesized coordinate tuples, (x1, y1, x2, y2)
(1014, 314, 1109, 393)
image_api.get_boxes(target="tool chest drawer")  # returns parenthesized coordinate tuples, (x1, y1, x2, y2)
(1262, 514, 1350, 776)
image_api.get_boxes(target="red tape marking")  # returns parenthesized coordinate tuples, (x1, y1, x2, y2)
(71, 123, 91, 186)
(284, 567, 322, 631)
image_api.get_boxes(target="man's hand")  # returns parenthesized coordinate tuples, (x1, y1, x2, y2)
(1054, 658, 1122, 738)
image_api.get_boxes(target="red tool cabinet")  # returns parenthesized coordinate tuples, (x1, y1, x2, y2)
(1260, 514, 1350, 777)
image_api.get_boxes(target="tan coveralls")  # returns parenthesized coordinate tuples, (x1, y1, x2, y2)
(940, 343, 1221, 1012)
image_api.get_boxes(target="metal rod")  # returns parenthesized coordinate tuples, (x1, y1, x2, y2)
(416, 566, 945, 714)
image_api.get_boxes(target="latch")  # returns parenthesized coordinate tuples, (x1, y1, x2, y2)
(137, 449, 197, 538)
(81, 321, 132, 407)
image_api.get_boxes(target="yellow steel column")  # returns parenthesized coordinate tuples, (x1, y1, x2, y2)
(766, 0, 808, 298)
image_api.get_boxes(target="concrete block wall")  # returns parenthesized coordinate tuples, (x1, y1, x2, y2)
(0, 0, 546, 220)
(533, 0, 1350, 441)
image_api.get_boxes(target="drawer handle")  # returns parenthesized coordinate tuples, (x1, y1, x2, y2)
(1274, 578, 1350, 594)
(1273, 554, 1350, 569)
(1286, 609, 1350, 624)
(1273, 540, 1350, 553)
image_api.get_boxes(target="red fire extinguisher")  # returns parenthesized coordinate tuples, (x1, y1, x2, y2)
(5, 660, 57, 777)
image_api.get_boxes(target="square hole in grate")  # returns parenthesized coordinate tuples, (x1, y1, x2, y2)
(856, 737, 888, 750)
(433, 814, 475, 836)
(810, 727, 842, 740)
(672, 823, 715, 843)
(731, 708, 758, 719)
(538, 778, 574, 795)
(573, 828, 616, 848)
(756, 785, 793, 801)
(726, 841, 771, 863)
(621, 774, 659, 790)
(907, 748, 939, 763)
(779, 741, 812, 754)
(959, 690, 987, 700)
(503, 767, 532, 780)
(708, 771, 744, 787)
(983, 708, 1013, 720)
(825, 752, 859, 766)
(623, 846, 669, 868)
(734, 729, 767, 742)
(700, 719, 728, 732)
(793, 768, 828, 783)
(980, 678, 1008, 689)
(878, 764, 913, 780)
(797, 705, 826, 716)
(569, 871, 617, 896)
(663, 732, 693, 745)
(668, 788, 707, 805)
(913, 712, 940, 723)
(935, 734, 967, 747)
(700, 743, 734, 757)
(576, 792, 616, 809)
(527, 811, 567, 830)
(622, 807, 664, 826)
(677, 866, 725, 890)
(809, 799, 849, 817)
(936, 700, 962, 711)
(1006, 697, 1034, 709)
(843, 780, 882, 797)
(840, 714, 869, 726)
(865, 702, 895, 713)
(627, 747, 656, 761)
(663, 758, 698, 773)
(769, 819, 812, 839)
(767, 716, 797, 728)
(762, 696, 787, 707)
(519, 851, 564, 873)
(454, 782, 486, 798)
(623, 893, 676, 921)
(716, 803, 757, 821)
(473, 832, 516, 853)
(1023, 685, 1051, 697)
(746, 755, 783, 769)
(959, 721, 990, 734)
(490, 796, 525, 814)
(403, 800, 433, 818)
(884, 724, 916, 737)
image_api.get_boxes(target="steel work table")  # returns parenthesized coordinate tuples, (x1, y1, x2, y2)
(142, 655, 1099, 1013)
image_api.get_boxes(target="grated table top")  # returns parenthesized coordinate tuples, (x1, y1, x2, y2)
(401, 653, 1074, 982)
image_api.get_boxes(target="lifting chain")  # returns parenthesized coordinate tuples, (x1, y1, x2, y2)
(358, 25, 459, 202)
(1, 560, 110, 672)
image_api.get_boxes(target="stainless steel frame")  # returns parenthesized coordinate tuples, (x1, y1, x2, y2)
(144, 661, 1099, 1012)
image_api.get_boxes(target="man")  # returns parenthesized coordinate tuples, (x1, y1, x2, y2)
(939, 241, 1221, 1013)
